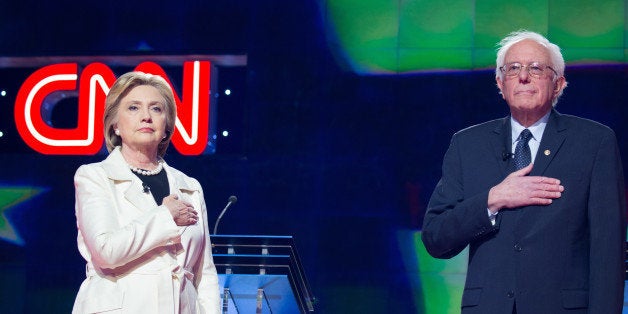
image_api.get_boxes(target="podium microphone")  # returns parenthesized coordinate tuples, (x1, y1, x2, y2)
(213, 195, 237, 235)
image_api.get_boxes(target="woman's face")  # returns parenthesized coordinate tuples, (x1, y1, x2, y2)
(114, 85, 167, 153)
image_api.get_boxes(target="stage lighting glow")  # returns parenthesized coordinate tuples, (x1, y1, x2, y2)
(0, 90, 6, 96)
(0, 186, 47, 246)
(397, 230, 467, 313)
(224, 89, 231, 95)
(222, 130, 229, 137)
(0, 131, 3, 137)
(324, 0, 626, 74)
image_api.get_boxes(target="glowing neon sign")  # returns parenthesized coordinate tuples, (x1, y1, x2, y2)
(14, 60, 211, 155)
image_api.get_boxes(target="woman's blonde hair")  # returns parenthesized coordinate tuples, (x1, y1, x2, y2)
(103, 71, 177, 157)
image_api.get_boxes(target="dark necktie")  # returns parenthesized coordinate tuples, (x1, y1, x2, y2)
(513, 129, 532, 170)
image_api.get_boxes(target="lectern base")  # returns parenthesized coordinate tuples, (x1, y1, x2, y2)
(219, 274, 300, 313)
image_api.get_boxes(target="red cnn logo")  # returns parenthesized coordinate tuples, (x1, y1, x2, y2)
(14, 60, 211, 155)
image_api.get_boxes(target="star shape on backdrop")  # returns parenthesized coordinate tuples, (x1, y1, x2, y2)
(0, 186, 46, 246)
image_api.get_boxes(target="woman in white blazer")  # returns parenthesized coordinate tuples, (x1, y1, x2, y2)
(72, 72, 220, 314)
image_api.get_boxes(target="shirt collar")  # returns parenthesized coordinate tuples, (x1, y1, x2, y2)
(510, 111, 550, 143)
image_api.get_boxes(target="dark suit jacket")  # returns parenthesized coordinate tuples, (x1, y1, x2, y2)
(422, 109, 626, 313)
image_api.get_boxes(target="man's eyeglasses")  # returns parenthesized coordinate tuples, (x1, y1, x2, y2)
(499, 62, 558, 78)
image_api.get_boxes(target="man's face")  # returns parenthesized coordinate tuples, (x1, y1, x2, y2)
(496, 40, 565, 118)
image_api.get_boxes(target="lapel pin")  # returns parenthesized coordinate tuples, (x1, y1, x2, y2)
(544, 149, 551, 156)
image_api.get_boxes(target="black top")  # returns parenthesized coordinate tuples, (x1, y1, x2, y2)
(133, 169, 169, 205)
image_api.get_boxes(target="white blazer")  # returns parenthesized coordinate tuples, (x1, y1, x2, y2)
(72, 147, 220, 314)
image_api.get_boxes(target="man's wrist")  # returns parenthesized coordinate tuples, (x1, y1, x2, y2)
(487, 187, 502, 214)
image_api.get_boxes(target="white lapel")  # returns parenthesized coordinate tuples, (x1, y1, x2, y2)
(101, 147, 157, 212)
(163, 163, 197, 198)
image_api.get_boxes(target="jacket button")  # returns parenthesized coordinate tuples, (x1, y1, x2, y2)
(507, 291, 515, 298)
(514, 243, 522, 252)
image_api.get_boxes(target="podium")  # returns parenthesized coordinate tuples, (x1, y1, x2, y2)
(210, 235, 316, 313)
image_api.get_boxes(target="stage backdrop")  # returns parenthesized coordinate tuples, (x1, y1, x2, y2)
(0, 1, 626, 313)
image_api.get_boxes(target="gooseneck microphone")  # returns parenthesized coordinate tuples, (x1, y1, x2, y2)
(213, 195, 237, 235)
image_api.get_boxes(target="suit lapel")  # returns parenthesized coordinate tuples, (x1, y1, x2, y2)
(102, 147, 157, 212)
(513, 110, 567, 237)
(491, 116, 513, 177)
(164, 164, 196, 196)
(124, 182, 156, 212)
(530, 109, 567, 176)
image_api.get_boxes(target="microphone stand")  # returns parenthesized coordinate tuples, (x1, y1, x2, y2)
(213, 196, 237, 235)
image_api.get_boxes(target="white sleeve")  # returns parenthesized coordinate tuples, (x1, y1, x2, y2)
(75, 165, 181, 269)
(192, 185, 221, 314)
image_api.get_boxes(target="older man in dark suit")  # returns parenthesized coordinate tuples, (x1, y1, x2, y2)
(422, 30, 626, 313)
